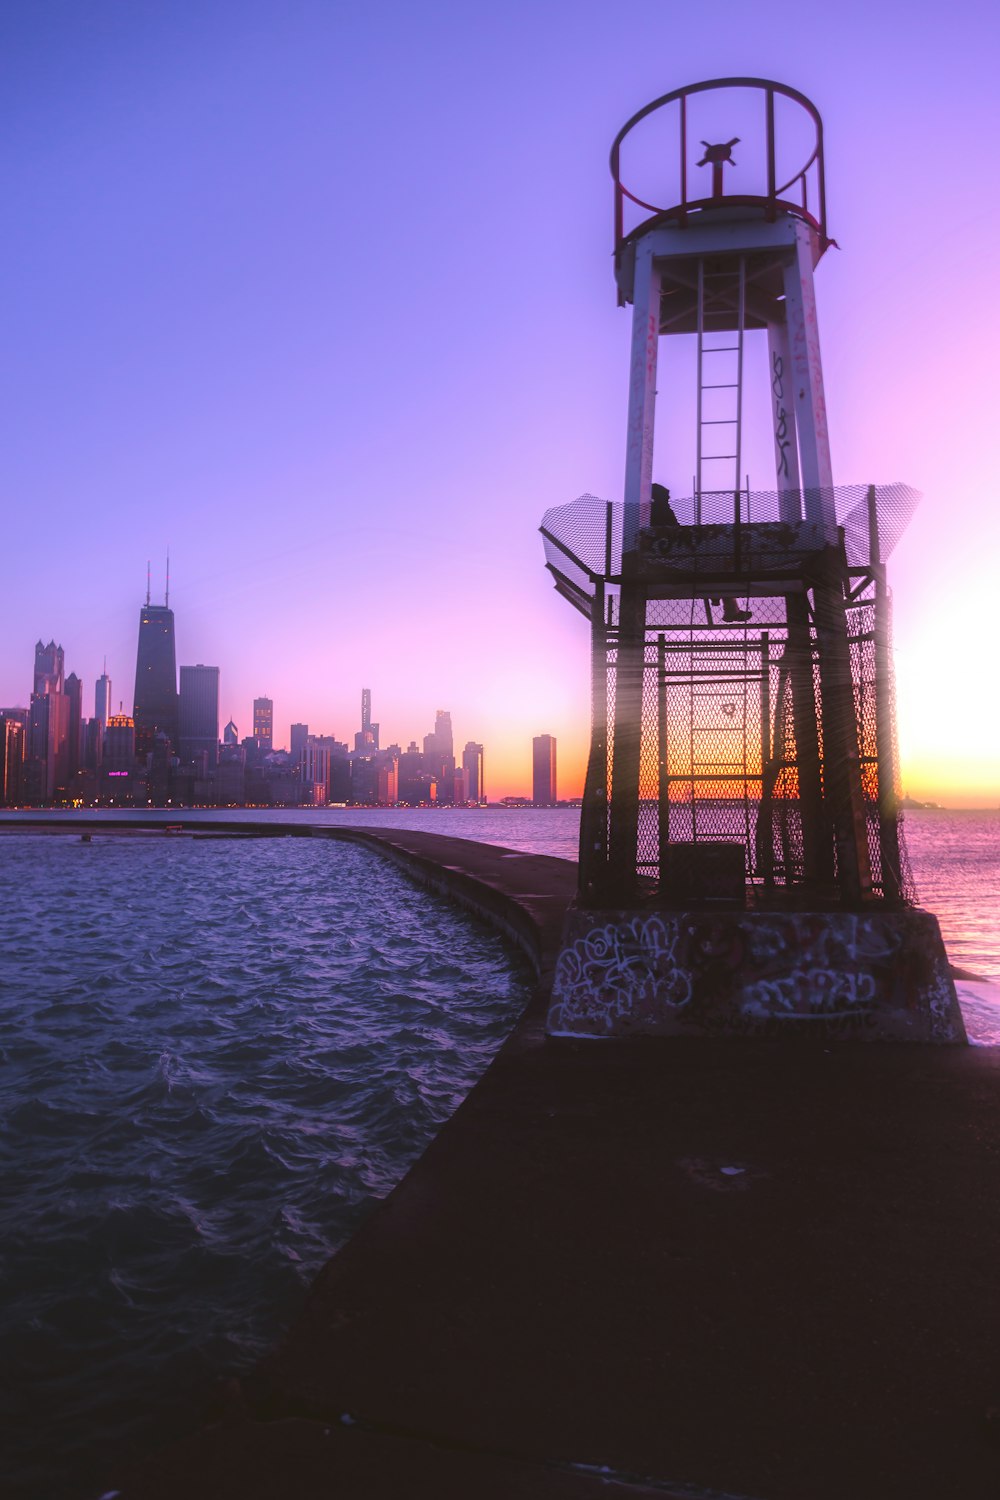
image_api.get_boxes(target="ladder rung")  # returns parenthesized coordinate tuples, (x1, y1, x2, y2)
(700, 419, 738, 426)
(701, 383, 739, 389)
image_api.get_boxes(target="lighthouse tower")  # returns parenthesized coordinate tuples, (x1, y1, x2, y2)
(541, 79, 964, 1042)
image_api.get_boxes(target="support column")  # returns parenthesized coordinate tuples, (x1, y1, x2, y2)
(608, 236, 660, 894)
(622, 238, 661, 551)
(782, 222, 834, 540)
(784, 593, 831, 884)
(784, 222, 870, 901)
(769, 311, 827, 881)
(578, 577, 609, 905)
(813, 551, 873, 903)
(868, 485, 903, 904)
(607, 573, 646, 899)
(766, 319, 802, 524)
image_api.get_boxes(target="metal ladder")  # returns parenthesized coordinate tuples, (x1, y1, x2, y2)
(695, 256, 746, 522)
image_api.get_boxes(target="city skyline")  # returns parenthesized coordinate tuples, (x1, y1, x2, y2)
(1, 607, 564, 804)
(1, 4, 997, 806)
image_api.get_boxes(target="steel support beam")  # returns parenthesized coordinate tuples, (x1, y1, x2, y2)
(622, 238, 661, 552)
(766, 319, 803, 523)
(782, 222, 835, 540)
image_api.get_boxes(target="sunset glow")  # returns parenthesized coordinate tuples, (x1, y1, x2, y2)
(0, 2, 996, 806)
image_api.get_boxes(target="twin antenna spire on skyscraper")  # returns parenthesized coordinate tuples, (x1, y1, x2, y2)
(145, 557, 171, 609)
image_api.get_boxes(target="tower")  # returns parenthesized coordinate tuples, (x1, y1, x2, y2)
(253, 697, 274, 752)
(28, 640, 69, 801)
(355, 688, 378, 752)
(463, 741, 485, 803)
(133, 566, 179, 759)
(532, 735, 557, 806)
(541, 78, 963, 1043)
(95, 668, 112, 733)
(179, 665, 220, 767)
(290, 723, 309, 767)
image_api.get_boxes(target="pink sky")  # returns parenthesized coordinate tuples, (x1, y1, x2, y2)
(1, 0, 997, 804)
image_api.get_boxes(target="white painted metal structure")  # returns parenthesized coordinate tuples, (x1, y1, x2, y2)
(619, 212, 834, 548)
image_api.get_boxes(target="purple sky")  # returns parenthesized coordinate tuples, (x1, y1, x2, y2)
(2, 0, 998, 801)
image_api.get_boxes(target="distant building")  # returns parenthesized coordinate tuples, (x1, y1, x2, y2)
(462, 741, 484, 803)
(95, 671, 112, 734)
(253, 697, 273, 752)
(133, 599, 179, 759)
(452, 767, 468, 804)
(355, 687, 378, 753)
(0, 715, 25, 805)
(27, 640, 70, 802)
(223, 718, 239, 747)
(301, 735, 331, 803)
(179, 665, 220, 768)
(290, 723, 309, 767)
(532, 734, 557, 806)
(423, 709, 455, 802)
(104, 713, 136, 771)
(64, 672, 83, 779)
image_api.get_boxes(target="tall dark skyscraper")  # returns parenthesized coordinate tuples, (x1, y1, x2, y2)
(179, 665, 220, 767)
(64, 672, 83, 779)
(532, 734, 557, 806)
(133, 574, 179, 758)
(290, 723, 309, 766)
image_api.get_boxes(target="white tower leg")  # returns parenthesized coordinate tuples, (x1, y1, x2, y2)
(782, 222, 835, 541)
(622, 238, 661, 551)
(766, 320, 802, 523)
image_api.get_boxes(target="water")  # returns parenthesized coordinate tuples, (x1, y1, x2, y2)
(0, 806, 997, 1497)
(0, 832, 534, 1499)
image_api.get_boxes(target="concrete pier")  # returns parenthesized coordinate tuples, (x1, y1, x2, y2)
(98, 825, 1000, 1499)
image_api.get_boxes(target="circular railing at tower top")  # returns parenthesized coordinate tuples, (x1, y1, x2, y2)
(611, 78, 828, 257)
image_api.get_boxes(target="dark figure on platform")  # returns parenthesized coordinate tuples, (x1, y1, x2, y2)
(650, 482, 680, 527)
(649, 483, 751, 624)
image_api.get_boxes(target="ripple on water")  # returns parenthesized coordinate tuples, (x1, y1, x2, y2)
(0, 833, 534, 1500)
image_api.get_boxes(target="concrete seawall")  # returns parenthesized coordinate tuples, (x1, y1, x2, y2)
(62, 821, 1000, 1498)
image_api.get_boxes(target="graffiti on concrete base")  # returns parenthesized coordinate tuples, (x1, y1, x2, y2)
(547, 909, 963, 1042)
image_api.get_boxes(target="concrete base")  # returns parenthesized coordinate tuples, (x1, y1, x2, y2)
(548, 905, 967, 1042)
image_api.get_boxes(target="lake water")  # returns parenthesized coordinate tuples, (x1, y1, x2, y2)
(0, 806, 997, 1498)
(0, 831, 534, 1499)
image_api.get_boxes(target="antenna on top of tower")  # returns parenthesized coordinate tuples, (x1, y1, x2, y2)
(165, 551, 170, 608)
(146, 562, 151, 607)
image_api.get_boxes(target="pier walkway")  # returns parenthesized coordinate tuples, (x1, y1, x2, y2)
(117, 826, 1000, 1499)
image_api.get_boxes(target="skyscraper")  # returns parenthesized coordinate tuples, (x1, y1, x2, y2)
(355, 688, 378, 752)
(0, 716, 25, 805)
(104, 713, 136, 771)
(462, 741, 484, 803)
(423, 709, 455, 802)
(434, 709, 453, 759)
(28, 640, 69, 801)
(290, 723, 309, 767)
(95, 669, 111, 733)
(532, 734, 557, 806)
(64, 672, 83, 779)
(133, 578, 179, 759)
(179, 665, 220, 767)
(253, 697, 273, 752)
